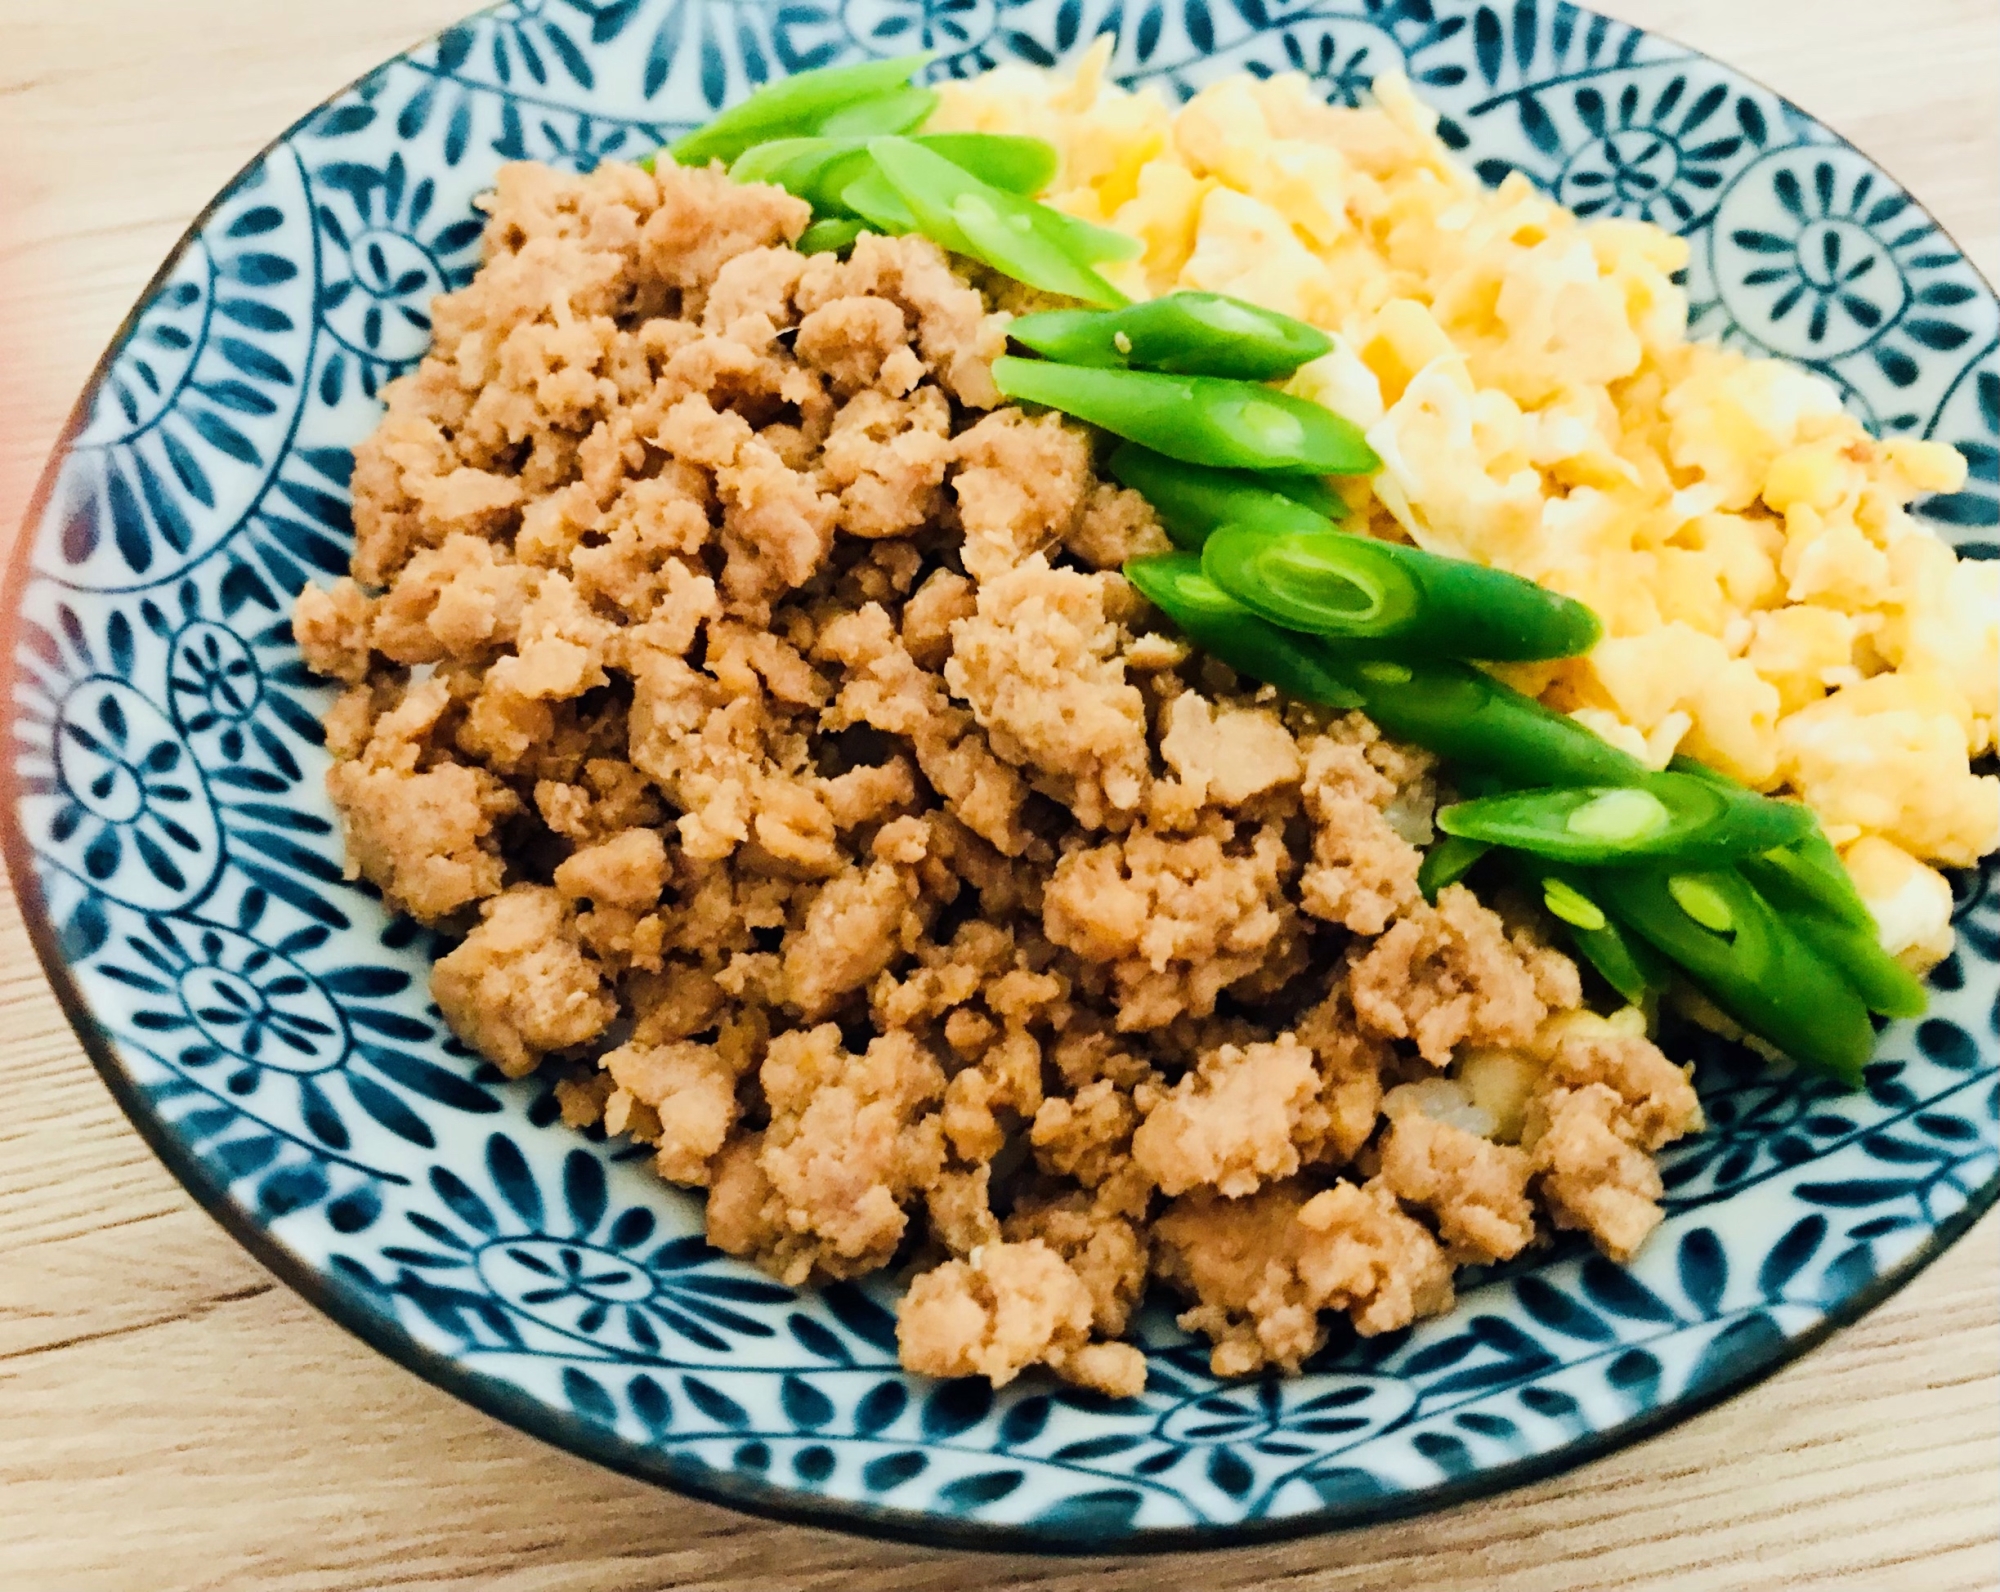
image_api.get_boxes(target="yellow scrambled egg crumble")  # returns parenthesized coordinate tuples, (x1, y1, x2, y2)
(935, 45, 1999, 968)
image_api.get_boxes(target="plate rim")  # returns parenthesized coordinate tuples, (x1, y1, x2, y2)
(2, 0, 1996, 1554)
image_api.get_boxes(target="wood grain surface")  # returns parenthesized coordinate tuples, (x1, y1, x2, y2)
(1, 4, 1995, 1588)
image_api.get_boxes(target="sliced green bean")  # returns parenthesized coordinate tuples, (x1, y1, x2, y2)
(1122, 554, 1362, 709)
(1741, 836, 1875, 932)
(798, 217, 866, 255)
(1106, 444, 1345, 547)
(1204, 523, 1418, 636)
(841, 165, 918, 234)
(1009, 292, 1334, 380)
(1668, 758, 1924, 1018)
(1506, 858, 1670, 1009)
(1598, 867, 1876, 1084)
(994, 359, 1378, 475)
(1437, 772, 1813, 867)
(1324, 656, 1651, 791)
(918, 133, 1058, 197)
(1036, 209, 1146, 266)
(1569, 916, 1668, 1010)
(732, 132, 1056, 215)
(1740, 826, 1926, 1017)
(1202, 523, 1603, 661)
(732, 138, 872, 210)
(1109, 447, 1594, 664)
(867, 139, 1127, 307)
(1787, 911, 1929, 1020)
(670, 55, 931, 167)
(816, 83, 939, 137)
(1418, 835, 1491, 903)
(1670, 757, 1866, 914)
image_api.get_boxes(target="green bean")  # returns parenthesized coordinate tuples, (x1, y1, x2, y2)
(731, 133, 1056, 215)
(1122, 555, 1362, 709)
(1008, 292, 1334, 380)
(1203, 523, 1603, 661)
(1106, 444, 1346, 547)
(993, 359, 1378, 475)
(816, 84, 939, 138)
(1533, 864, 1672, 1010)
(1668, 758, 1926, 1018)
(1742, 828, 1926, 1017)
(1741, 835, 1876, 932)
(1418, 835, 1490, 903)
(1791, 912, 1928, 1020)
(1669, 756, 1869, 919)
(867, 139, 1128, 307)
(1036, 209, 1146, 265)
(1324, 655, 1651, 790)
(1552, 884, 1664, 1008)
(1437, 772, 1813, 866)
(1109, 445, 1592, 666)
(1597, 867, 1876, 1084)
(1024, 208, 1152, 264)
(1565, 914, 1670, 1011)
(732, 138, 873, 210)
(670, 55, 931, 167)
(841, 165, 918, 234)
(918, 133, 1059, 197)
(1204, 523, 1419, 637)
(798, 217, 866, 255)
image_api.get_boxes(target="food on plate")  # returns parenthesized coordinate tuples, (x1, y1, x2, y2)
(1009, 291, 1333, 380)
(292, 48, 1996, 1395)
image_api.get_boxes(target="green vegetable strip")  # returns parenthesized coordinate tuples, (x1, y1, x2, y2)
(1418, 835, 1490, 903)
(1106, 444, 1345, 544)
(670, 55, 931, 167)
(1667, 757, 1920, 1016)
(798, 217, 866, 255)
(1597, 867, 1876, 1085)
(1787, 911, 1929, 1020)
(1022, 206, 1145, 265)
(1671, 756, 1869, 918)
(1741, 837, 1876, 932)
(732, 139, 875, 211)
(1565, 910, 1671, 1012)
(1512, 859, 1671, 1009)
(1204, 523, 1419, 636)
(1123, 555, 1362, 710)
(867, 140, 1128, 308)
(1739, 831, 1926, 1018)
(916, 133, 1059, 196)
(815, 84, 939, 137)
(731, 133, 1057, 214)
(674, 63, 1909, 1090)
(841, 166, 918, 235)
(1009, 292, 1334, 380)
(1266, 474, 1344, 517)
(1436, 772, 1814, 866)
(994, 358, 1378, 475)
(1115, 577, 1642, 788)
(1202, 523, 1604, 661)
(1325, 655, 1651, 790)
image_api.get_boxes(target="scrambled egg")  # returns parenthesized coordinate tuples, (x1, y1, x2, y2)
(935, 45, 1999, 966)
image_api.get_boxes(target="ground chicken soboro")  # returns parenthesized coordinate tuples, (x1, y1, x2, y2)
(295, 156, 1705, 1398)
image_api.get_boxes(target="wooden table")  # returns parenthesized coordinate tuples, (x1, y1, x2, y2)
(1, 2, 1995, 1587)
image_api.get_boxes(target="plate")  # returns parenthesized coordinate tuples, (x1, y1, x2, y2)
(5, 0, 1997, 1551)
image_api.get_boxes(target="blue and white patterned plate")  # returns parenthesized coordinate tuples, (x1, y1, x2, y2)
(5, 0, 1996, 1551)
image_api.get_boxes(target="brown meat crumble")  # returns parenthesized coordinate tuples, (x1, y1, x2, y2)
(294, 158, 1704, 1398)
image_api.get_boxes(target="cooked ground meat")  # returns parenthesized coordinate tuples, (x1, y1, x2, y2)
(297, 157, 1703, 1395)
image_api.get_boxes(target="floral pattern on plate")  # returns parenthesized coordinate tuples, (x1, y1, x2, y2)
(6, 0, 1996, 1548)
